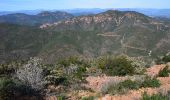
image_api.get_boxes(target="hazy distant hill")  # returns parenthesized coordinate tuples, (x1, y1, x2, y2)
(61, 8, 108, 16)
(1, 8, 170, 17)
(58, 8, 170, 17)
(0, 11, 73, 26)
(118, 8, 170, 18)
(0, 10, 43, 16)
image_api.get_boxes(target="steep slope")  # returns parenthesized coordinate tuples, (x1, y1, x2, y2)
(39, 10, 170, 63)
(0, 23, 49, 62)
(0, 11, 73, 26)
(1, 10, 170, 63)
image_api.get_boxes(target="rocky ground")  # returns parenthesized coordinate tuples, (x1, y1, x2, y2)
(84, 63, 170, 100)
(45, 63, 170, 100)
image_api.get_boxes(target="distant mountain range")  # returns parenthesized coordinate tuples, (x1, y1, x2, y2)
(1, 8, 170, 17)
(1, 10, 170, 63)
(0, 10, 44, 15)
(118, 8, 170, 18)
(0, 11, 73, 26)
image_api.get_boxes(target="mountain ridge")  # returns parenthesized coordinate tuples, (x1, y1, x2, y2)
(38, 10, 170, 63)
(0, 11, 74, 26)
(0, 10, 170, 63)
(1, 8, 170, 17)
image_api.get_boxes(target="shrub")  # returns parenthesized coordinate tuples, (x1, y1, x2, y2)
(142, 92, 170, 100)
(141, 77, 160, 88)
(118, 79, 140, 89)
(102, 76, 160, 95)
(162, 54, 170, 63)
(46, 56, 89, 85)
(45, 67, 67, 85)
(158, 65, 170, 77)
(0, 77, 15, 100)
(99, 77, 126, 94)
(16, 57, 45, 92)
(155, 56, 164, 64)
(156, 54, 170, 64)
(45, 63, 87, 86)
(127, 56, 146, 74)
(61, 64, 87, 85)
(0, 64, 14, 75)
(0, 77, 35, 100)
(57, 56, 89, 68)
(81, 96, 94, 100)
(86, 65, 102, 76)
(0, 61, 25, 75)
(96, 55, 136, 76)
(107, 79, 140, 95)
(57, 96, 65, 100)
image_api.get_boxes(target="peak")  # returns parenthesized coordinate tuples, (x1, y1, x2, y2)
(101, 10, 122, 14)
(7, 13, 28, 16)
(38, 11, 52, 15)
(38, 11, 72, 16)
(105, 10, 120, 13)
(98, 10, 149, 19)
(101, 10, 144, 15)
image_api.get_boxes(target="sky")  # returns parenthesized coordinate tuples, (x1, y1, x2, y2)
(0, 0, 170, 11)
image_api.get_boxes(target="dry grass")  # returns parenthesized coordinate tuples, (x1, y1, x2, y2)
(84, 63, 170, 100)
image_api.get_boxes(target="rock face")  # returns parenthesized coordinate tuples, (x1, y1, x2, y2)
(41, 10, 154, 31)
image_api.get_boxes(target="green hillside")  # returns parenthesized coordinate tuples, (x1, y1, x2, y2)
(39, 10, 170, 63)
(0, 10, 170, 63)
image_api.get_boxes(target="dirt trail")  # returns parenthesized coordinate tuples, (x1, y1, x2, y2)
(45, 63, 170, 100)
(85, 63, 170, 100)
(146, 64, 166, 77)
(86, 76, 128, 92)
(102, 84, 170, 100)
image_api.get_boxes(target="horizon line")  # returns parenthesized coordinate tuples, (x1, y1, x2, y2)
(1, 8, 170, 12)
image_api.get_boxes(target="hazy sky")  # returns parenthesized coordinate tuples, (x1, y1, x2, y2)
(1, 0, 170, 11)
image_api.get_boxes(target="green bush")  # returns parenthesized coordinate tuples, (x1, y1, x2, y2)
(0, 64, 14, 75)
(155, 56, 164, 64)
(158, 65, 170, 77)
(73, 65, 87, 79)
(96, 56, 136, 76)
(118, 79, 140, 89)
(107, 79, 140, 95)
(156, 54, 170, 64)
(57, 56, 88, 82)
(0, 61, 26, 75)
(57, 56, 90, 68)
(0, 76, 41, 100)
(57, 96, 65, 100)
(141, 77, 160, 88)
(45, 64, 86, 85)
(0, 77, 15, 100)
(127, 57, 146, 75)
(162, 54, 170, 63)
(104, 76, 160, 95)
(81, 96, 94, 100)
(45, 67, 68, 85)
(142, 92, 170, 100)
